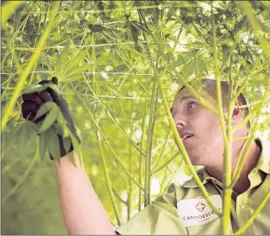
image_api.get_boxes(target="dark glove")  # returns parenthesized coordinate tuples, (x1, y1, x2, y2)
(21, 77, 80, 160)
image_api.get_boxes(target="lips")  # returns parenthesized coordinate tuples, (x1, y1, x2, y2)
(180, 133, 194, 144)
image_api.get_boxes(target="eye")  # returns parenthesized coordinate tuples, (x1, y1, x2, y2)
(188, 102, 197, 109)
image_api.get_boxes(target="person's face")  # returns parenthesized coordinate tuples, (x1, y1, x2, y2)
(171, 87, 224, 165)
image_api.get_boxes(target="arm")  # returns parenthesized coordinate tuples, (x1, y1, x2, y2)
(21, 78, 117, 234)
(53, 152, 116, 235)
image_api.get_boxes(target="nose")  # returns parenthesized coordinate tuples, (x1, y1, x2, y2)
(173, 112, 187, 129)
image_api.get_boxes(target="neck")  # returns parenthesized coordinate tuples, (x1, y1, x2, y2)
(205, 140, 261, 194)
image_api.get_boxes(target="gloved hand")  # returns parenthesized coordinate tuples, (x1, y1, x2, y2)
(21, 77, 80, 160)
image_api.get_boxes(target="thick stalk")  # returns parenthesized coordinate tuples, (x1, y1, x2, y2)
(142, 40, 220, 216)
(144, 81, 158, 206)
(138, 103, 147, 211)
(156, 73, 220, 215)
(236, 2, 270, 56)
(2, 1, 60, 131)
(231, 90, 270, 186)
(138, 2, 219, 215)
(2, 1, 25, 28)
(128, 141, 133, 220)
(211, 3, 232, 233)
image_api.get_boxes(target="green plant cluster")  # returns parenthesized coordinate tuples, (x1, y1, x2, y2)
(1, 1, 270, 234)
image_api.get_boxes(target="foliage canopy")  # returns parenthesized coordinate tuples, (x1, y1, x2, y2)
(1, 1, 270, 234)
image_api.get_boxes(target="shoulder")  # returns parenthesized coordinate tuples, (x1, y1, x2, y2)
(116, 184, 187, 234)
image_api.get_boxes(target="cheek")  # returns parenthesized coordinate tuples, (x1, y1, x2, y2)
(209, 120, 224, 146)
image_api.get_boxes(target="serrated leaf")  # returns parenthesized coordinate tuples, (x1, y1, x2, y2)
(46, 127, 61, 160)
(38, 103, 59, 133)
(55, 49, 70, 78)
(22, 85, 45, 94)
(63, 51, 87, 75)
(63, 65, 89, 80)
(64, 75, 83, 83)
(22, 83, 60, 96)
(15, 121, 37, 155)
(39, 132, 47, 161)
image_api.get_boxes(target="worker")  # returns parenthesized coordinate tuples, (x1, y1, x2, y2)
(21, 78, 270, 234)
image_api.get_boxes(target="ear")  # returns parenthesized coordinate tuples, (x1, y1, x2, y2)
(232, 106, 242, 123)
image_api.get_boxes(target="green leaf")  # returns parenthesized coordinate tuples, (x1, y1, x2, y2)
(63, 51, 87, 76)
(38, 103, 59, 133)
(22, 85, 45, 94)
(22, 83, 60, 95)
(39, 132, 47, 161)
(46, 127, 61, 160)
(57, 112, 70, 138)
(63, 65, 89, 81)
(55, 49, 70, 78)
(34, 101, 57, 121)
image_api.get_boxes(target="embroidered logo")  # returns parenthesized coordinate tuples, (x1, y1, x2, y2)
(177, 195, 222, 227)
(195, 202, 206, 212)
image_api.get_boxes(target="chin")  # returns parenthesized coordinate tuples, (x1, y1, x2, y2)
(186, 151, 203, 165)
(188, 155, 200, 165)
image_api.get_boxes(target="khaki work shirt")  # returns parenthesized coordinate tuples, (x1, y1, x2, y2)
(117, 139, 270, 235)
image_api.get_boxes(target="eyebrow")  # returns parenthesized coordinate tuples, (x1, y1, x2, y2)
(180, 95, 196, 101)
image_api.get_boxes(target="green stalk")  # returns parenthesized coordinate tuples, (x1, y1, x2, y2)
(144, 81, 158, 206)
(168, 68, 219, 115)
(97, 132, 121, 226)
(1, 1, 25, 29)
(156, 72, 220, 215)
(234, 192, 270, 235)
(138, 103, 148, 211)
(139, 10, 220, 214)
(81, 77, 146, 158)
(151, 126, 171, 171)
(236, 2, 270, 56)
(71, 85, 144, 190)
(128, 142, 133, 220)
(1, 1, 60, 131)
(211, 3, 231, 233)
(151, 152, 180, 175)
(231, 90, 269, 186)
(1, 12, 31, 74)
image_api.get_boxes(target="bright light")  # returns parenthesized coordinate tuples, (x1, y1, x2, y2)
(151, 178, 160, 195)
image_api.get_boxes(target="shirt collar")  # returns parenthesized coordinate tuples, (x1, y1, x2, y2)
(173, 166, 211, 188)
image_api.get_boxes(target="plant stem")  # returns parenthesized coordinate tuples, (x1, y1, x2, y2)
(139, 8, 220, 215)
(211, 3, 232, 233)
(72, 85, 144, 190)
(2, 1, 60, 131)
(144, 81, 158, 206)
(151, 151, 180, 175)
(2, 1, 25, 28)
(97, 132, 121, 226)
(231, 90, 270, 186)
